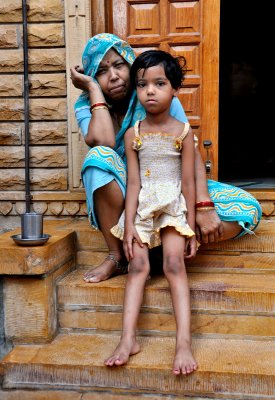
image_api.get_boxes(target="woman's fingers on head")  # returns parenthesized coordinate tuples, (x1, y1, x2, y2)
(75, 65, 83, 73)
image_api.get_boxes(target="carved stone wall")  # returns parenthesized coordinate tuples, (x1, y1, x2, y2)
(0, 0, 90, 221)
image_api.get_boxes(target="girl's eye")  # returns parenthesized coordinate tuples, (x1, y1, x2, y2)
(137, 82, 145, 88)
(157, 81, 165, 86)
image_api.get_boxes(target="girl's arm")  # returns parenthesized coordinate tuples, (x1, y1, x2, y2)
(123, 128, 143, 260)
(181, 127, 196, 258)
(71, 66, 116, 148)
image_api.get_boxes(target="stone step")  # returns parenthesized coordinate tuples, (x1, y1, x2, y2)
(73, 219, 275, 274)
(58, 308, 275, 339)
(1, 333, 275, 398)
(0, 221, 75, 275)
(58, 268, 275, 315)
(77, 250, 275, 275)
(57, 267, 275, 338)
(72, 219, 275, 253)
(0, 389, 219, 400)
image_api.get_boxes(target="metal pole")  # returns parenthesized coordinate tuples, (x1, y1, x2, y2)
(22, 0, 31, 213)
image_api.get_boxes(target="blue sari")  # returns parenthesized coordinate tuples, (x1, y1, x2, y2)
(75, 33, 262, 236)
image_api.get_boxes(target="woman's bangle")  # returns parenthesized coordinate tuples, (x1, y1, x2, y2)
(90, 102, 109, 111)
(195, 201, 215, 209)
(90, 105, 108, 113)
(196, 206, 215, 211)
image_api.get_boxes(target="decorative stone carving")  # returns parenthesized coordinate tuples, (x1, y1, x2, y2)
(14, 201, 26, 215)
(64, 202, 80, 216)
(261, 201, 275, 217)
(0, 201, 13, 215)
(33, 202, 48, 214)
(48, 202, 64, 216)
(79, 202, 87, 215)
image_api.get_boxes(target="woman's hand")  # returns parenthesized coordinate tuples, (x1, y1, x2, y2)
(123, 224, 143, 261)
(195, 209, 224, 243)
(70, 65, 98, 92)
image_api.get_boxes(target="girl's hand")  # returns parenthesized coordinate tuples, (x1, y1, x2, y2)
(184, 236, 197, 260)
(70, 65, 98, 92)
(123, 225, 143, 261)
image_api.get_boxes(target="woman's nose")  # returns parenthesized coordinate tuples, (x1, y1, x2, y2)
(109, 67, 119, 80)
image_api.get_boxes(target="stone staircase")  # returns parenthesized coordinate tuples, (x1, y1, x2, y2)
(0, 219, 275, 399)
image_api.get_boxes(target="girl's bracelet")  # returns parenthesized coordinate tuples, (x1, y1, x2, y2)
(196, 206, 215, 211)
(195, 201, 214, 209)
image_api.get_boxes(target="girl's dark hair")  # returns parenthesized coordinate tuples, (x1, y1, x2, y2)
(130, 50, 186, 90)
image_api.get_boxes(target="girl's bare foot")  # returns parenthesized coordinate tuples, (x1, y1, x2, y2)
(104, 337, 140, 366)
(83, 254, 127, 283)
(172, 341, 198, 375)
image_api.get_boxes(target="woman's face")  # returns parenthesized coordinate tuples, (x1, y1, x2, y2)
(95, 49, 131, 101)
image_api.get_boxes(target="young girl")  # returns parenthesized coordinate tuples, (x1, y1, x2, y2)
(104, 50, 198, 375)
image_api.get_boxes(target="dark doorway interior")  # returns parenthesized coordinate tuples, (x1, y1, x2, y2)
(218, 1, 274, 188)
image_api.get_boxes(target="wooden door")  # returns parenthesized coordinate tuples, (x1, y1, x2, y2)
(91, 0, 220, 179)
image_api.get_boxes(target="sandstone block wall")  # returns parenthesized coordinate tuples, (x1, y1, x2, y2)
(0, 0, 87, 221)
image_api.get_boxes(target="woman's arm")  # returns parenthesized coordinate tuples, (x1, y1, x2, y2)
(181, 127, 196, 259)
(194, 147, 224, 243)
(181, 128, 196, 231)
(123, 129, 143, 259)
(169, 96, 224, 243)
(71, 66, 116, 148)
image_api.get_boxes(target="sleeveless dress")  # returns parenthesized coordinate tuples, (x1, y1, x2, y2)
(111, 120, 195, 249)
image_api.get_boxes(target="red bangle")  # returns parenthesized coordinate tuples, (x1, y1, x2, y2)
(90, 102, 108, 110)
(195, 201, 215, 209)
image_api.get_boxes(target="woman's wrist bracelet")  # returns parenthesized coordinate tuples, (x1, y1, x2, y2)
(90, 102, 109, 111)
(196, 206, 215, 211)
(90, 105, 108, 113)
(195, 201, 215, 209)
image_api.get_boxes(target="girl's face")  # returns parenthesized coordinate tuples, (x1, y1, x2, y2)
(136, 65, 176, 113)
(95, 49, 131, 101)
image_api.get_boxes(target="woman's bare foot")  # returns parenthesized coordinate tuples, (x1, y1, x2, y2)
(104, 337, 140, 366)
(83, 254, 127, 283)
(172, 341, 198, 375)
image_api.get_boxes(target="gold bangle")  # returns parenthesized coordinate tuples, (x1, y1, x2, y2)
(196, 206, 215, 211)
(90, 105, 108, 113)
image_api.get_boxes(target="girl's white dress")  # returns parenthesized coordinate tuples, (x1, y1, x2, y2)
(111, 120, 195, 248)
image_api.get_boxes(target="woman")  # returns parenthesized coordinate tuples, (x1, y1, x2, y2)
(71, 33, 262, 283)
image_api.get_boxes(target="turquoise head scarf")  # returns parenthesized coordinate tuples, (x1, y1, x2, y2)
(74, 33, 145, 157)
(74, 33, 135, 112)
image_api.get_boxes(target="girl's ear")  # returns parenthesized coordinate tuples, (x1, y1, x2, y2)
(173, 88, 179, 96)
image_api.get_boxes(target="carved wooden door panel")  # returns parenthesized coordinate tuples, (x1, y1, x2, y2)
(100, 0, 220, 179)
